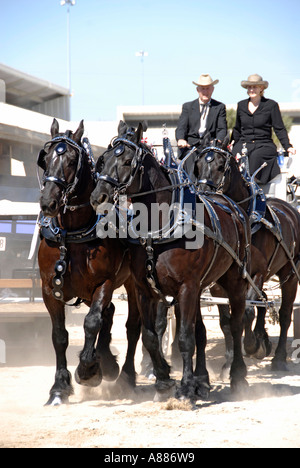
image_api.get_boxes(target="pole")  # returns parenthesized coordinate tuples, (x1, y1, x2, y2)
(66, 4, 71, 95)
(60, 0, 75, 119)
(135, 51, 148, 105)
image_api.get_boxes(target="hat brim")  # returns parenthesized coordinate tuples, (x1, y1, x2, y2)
(193, 79, 219, 87)
(241, 80, 269, 89)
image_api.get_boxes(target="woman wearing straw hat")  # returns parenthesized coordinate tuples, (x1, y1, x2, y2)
(231, 74, 296, 184)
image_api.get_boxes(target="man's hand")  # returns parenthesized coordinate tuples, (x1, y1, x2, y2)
(178, 139, 191, 148)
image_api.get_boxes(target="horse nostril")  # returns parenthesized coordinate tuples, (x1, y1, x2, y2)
(49, 200, 58, 212)
(91, 193, 109, 213)
(98, 194, 108, 205)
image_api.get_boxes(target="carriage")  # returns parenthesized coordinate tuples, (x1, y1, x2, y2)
(144, 129, 300, 361)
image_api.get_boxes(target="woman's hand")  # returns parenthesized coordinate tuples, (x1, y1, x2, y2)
(287, 147, 296, 156)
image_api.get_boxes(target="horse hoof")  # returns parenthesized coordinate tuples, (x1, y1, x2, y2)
(194, 376, 211, 400)
(271, 359, 289, 372)
(45, 392, 68, 406)
(195, 383, 210, 401)
(220, 364, 230, 381)
(116, 370, 136, 389)
(100, 354, 120, 382)
(74, 367, 103, 387)
(254, 341, 267, 360)
(231, 378, 249, 397)
(154, 379, 176, 402)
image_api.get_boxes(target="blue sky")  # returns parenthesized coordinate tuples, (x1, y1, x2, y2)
(1, 0, 300, 122)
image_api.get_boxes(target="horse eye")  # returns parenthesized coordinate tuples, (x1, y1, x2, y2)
(124, 159, 132, 166)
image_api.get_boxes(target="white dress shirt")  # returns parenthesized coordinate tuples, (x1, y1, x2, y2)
(199, 99, 211, 138)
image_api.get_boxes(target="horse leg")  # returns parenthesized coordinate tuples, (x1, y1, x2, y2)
(176, 285, 198, 401)
(75, 280, 119, 386)
(171, 304, 182, 370)
(117, 278, 141, 388)
(95, 302, 120, 381)
(220, 275, 248, 393)
(44, 295, 73, 406)
(272, 274, 298, 371)
(140, 301, 167, 378)
(210, 284, 234, 379)
(253, 300, 272, 359)
(194, 301, 210, 400)
(219, 304, 234, 380)
(242, 271, 272, 359)
(138, 290, 175, 401)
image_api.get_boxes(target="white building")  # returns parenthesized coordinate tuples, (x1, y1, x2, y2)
(1, 62, 300, 203)
(0, 62, 300, 284)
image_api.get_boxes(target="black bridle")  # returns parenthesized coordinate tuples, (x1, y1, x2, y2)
(97, 137, 147, 199)
(197, 146, 232, 192)
(38, 134, 95, 210)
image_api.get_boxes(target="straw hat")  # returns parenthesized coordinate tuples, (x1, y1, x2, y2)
(241, 74, 269, 89)
(192, 74, 219, 87)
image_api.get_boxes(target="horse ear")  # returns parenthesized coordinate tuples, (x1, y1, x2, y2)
(51, 118, 59, 138)
(118, 120, 128, 136)
(73, 120, 84, 143)
(203, 132, 211, 147)
(135, 122, 145, 144)
(222, 133, 230, 150)
(194, 158, 199, 179)
(96, 154, 105, 174)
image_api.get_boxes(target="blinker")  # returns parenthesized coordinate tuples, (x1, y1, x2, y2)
(37, 149, 47, 170)
(114, 144, 125, 156)
(205, 152, 215, 163)
(55, 142, 67, 155)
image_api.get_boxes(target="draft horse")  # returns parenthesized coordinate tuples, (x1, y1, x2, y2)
(38, 119, 140, 405)
(91, 122, 251, 401)
(195, 138, 300, 371)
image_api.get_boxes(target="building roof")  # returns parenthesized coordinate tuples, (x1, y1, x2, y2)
(0, 62, 69, 110)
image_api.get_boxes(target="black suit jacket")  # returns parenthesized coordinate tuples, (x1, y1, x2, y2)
(176, 98, 227, 145)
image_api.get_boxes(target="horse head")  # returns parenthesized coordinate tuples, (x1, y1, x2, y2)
(194, 135, 236, 193)
(38, 118, 91, 217)
(91, 120, 148, 213)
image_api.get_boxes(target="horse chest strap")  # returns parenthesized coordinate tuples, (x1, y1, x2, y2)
(52, 243, 68, 301)
(143, 237, 174, 308)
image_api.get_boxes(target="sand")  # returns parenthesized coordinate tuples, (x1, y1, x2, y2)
(1, 299, 300, 448)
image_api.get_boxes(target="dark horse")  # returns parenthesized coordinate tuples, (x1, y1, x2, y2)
(90, 122, 251, 401)
(195, 138, 300, 371)
(38, 119, 140, 405)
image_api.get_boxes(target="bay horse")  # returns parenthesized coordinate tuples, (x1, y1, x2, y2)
(90, 121, 251, 402)
(195, 138, 300, 372)
(38, 118, 140, 405)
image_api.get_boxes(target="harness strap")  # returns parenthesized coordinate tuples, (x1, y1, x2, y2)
(192, 217, 266, 303)
(144, 236, 175, 308)
(261, 206, 300, 283)
(51, 234, 83, 307)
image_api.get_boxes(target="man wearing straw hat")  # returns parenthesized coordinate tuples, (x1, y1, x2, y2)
(176, 74, 227, 178)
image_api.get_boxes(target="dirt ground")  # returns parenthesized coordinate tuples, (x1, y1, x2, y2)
(1, 299, 300, 449)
